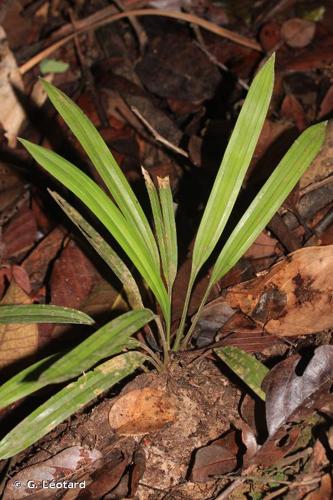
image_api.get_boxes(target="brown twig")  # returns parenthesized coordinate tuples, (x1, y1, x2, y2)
(130, 106, 189, 158)
(300, 176, 333, 197)
(111, 0, 147, 53)
(19, 9, 262, 75)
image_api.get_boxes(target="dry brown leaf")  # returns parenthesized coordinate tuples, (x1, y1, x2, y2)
(3, 446, 102, 499)
(225, 245, 333, 336)
(109, 387, 177, 435)
(0, 281, 38, 368)
(0, 27, 26, 147)
(281, 18, 315, 48)
(300, 120, 333, 190)
(190, 430, 238, 482)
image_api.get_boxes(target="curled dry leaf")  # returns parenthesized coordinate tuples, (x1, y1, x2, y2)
(3, 446, 102, 499)
(0, 281, 38, 368)
(225, 245, 333, 336)
(0, 27, 26, 147)
(109, 386, 177, 435)
(281, 18, 316, 48)
(263, 345, 333, 436)
(190, 430, 238, 483)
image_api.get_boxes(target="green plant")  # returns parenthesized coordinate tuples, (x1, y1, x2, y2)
(0, 54, 326, 459)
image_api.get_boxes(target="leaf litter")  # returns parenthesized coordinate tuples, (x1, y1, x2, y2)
(1, 0, 333, 498)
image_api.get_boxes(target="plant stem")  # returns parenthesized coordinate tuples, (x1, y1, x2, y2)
(173, 274, 195, 351)
(181, 282, 212, 349)
(155, 316, 169, 366)
(135, 341, 164, 371)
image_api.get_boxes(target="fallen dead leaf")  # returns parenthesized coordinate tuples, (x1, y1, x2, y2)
(300, 120, 333, 190)
(109, 386, 177, 435)
(304, 473, 332, 500)
(3, 446, 102, 499)
(0, 281, 38, 369)
(77, 449, 129, 499)
(0, 27, 26, 147)
(190, 430, 238, 483)
(225, 245, 333, 336)
(263, 345, 333, 436)
(130, 446, 146, 496)
(281, 18, 316, 48)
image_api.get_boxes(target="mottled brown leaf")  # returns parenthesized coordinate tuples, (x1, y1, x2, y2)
(225, 246, 333, 336)
(109, 386, 177, 435)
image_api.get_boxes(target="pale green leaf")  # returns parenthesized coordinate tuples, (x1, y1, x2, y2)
(191, 54, 275, 280)
(142, 168, 167, 278)
(215, 346, 268, 400)
(0, 352, 145, 459)
(39, 309, 155, 383)
(50, 190, 144, 310)
(0, 305, 94, 324)
(19, 139, 169, 322)
(158, 176, 178, 293)
(210, 121, 327, 284)
(40, 59, 69, 74)
(41, 79, 160, 270)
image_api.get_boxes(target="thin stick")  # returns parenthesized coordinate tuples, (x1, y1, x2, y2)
(19, 9, 262, 74)
(111, 0, 148, 53)
(131, 106, 189, 158)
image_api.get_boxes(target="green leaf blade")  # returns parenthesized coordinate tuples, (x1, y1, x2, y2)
(40, 79, 160, 270)
(211, 121, 327, 284)
(215, 346, 268, 400)
(158, 176, 178, 293)
(0, 352, 145, 459)
(191, 55, 275, 279)
(50, 191, 144, 310)
(39, 309, 155, 384)
(0, 354, 60, 409)
(0, 305, 94, 324)
(19, 139, 169, 322)
(142, 168, 168, 278)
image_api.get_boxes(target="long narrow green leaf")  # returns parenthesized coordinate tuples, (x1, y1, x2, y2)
(0, 305, 94, 324)
(215, 346, 268, 400)
(191, 54, 275, 280)
(39, 309, 155, 384)
(158, 176, 178, 293)
(41, 79, 160, 270)
(19, 139, 169, 322)
(142, 168, 167, 279)
(50, 191, 144, 310)
(210, 121, 327, 284)
(0, 354, 60, 409)
(0, 352, 145, 459)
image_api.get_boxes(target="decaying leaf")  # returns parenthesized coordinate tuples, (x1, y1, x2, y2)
(300, 120, 333, 189)
(190, 430, 238, 482)
(109, 386, 177, 435)
(3, 446, 102, 499)
(79, 449, 130, 499)
(281, 18, 316, 48)
(225, 245, 333, 336)
(263, 345, 333, 436)
(0, 281, 38, 368)
(0, 27, 26, 147)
